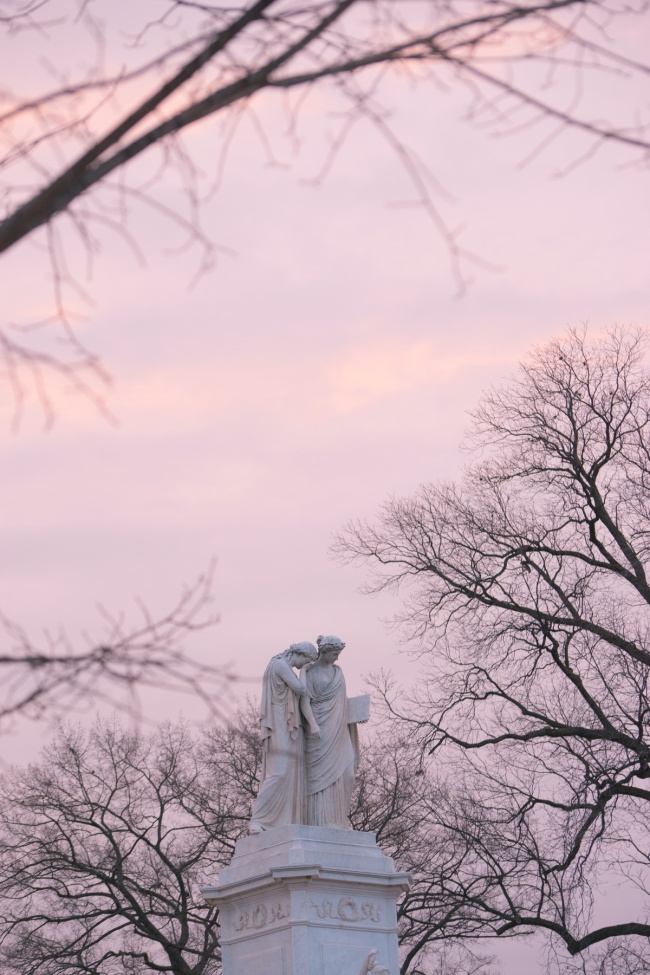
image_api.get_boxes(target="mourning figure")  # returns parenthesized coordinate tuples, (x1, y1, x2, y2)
(249, 641, 319, 833)
(250, 635, 368, 833)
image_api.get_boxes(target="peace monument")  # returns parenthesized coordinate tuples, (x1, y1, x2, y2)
(201, 636, 410, 975)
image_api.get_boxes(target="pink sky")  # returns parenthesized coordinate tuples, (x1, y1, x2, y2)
(2, 5, 650, 971)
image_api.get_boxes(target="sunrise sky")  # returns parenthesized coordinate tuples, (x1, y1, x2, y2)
(2, 5, 650, 970)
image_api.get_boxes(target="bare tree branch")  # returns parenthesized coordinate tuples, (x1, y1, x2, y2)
(0, 564, 236, 733)
(1, 0, 649, 416)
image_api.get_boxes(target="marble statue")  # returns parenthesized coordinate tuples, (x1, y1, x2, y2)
(249, 635, 370, 833)
(249, 641, 319, 833)
(210, 640, 402, 975)
(301, 635, 358, 828)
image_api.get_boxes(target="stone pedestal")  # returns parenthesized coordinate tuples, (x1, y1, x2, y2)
(201, 825, 410, 975)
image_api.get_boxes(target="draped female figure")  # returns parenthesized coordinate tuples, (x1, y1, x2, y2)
(301, 635, 358, 828)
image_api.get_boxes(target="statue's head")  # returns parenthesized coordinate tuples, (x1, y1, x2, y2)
(316, 634, 345, 662)
(285, 641, 318, 667)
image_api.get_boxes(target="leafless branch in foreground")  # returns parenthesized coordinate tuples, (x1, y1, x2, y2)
(1, 0, 649, 419)
(0, 563, 237, 734)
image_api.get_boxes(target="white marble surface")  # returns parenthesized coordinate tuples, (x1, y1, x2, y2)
(201, 826, 410, 975)
(213, 824, 399, 887)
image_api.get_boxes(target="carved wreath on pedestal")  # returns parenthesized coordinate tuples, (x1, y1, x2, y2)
(233, 899, 290, 932)
(310, 896, 382, 923)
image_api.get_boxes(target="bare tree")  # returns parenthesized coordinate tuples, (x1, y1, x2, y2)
(1, 0, 650, 406)
(0, 718, 247, 975)
(338, 326, 650, 971)
(0, 710, 497, 975)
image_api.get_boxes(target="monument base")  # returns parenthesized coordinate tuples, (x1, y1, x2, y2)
(201, 825, 410, 975)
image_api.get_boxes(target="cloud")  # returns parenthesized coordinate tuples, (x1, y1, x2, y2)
(324, 338, 509, 413)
